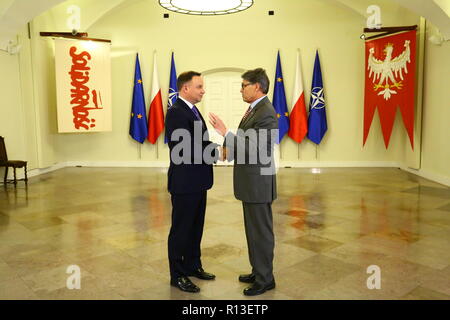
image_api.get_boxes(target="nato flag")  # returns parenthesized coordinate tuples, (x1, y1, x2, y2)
(164, 52, 178, 143)
(272, 51, 289, 144)
(307, 50, 327, 144)
(129, 54, 148, 143)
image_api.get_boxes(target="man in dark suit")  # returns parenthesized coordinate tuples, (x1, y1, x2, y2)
(209, 68, 278, 296)
(165, 71, 219, 293)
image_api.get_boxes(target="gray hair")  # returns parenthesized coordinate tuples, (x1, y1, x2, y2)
(242, 68, 270, 94)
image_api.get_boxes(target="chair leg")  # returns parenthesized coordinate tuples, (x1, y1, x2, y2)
(24, 165, 28, 184)
(13, 167, 17, 186)
(3, 167, 8, 185)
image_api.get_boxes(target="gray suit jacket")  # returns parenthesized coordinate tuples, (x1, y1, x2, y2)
(224, 96, 278, 203)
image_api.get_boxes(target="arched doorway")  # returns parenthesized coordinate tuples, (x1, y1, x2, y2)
(198, 68, 247, 166)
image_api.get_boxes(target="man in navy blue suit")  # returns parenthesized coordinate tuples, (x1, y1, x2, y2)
(165, 71, 219, 293)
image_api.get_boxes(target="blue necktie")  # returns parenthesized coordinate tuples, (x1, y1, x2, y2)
(192, 105, 201, 120)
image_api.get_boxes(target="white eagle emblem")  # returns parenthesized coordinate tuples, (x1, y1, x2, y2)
(367, 40, 411, 100)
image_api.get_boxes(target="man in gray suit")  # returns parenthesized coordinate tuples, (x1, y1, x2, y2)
(209, 68, 278, 296)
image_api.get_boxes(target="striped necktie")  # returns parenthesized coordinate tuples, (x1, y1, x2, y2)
(242, 106, 252, 121)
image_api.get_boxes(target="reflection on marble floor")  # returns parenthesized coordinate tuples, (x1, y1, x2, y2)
(0, 167, 449, 300)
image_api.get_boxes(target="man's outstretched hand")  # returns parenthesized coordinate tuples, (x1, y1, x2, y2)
(208, 113, 227, 137)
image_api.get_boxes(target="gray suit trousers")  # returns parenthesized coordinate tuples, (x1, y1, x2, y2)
(242, 201, 275, 286)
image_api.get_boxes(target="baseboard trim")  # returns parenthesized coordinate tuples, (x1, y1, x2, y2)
(10, 163, 66, 180)
(279, 161, 401, 168)
(63, 161, 170, 168)
(401, 166, 450, 187)
(11, 161, 448, 187)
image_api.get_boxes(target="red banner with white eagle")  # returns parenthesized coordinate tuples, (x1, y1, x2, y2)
(363, 30, 416, 149)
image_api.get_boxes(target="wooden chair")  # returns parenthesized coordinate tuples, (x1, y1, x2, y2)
(0, 136, 28, 186)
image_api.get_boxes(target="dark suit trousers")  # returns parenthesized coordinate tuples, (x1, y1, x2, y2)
(168, 191, 207, 279)
(242, 202, 275, 286)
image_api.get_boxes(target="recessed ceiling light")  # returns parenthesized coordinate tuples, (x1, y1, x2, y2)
(159, 0, 254, 16)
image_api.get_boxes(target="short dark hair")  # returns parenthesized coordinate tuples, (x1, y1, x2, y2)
(177, 71, 201, 91)
(241, 68, 270, 94)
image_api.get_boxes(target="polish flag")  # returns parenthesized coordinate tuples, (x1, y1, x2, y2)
(147, 54, 165, 144)
(288, 51, 308, 143)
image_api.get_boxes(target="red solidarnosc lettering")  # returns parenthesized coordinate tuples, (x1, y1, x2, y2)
(69, 46, 97, 130)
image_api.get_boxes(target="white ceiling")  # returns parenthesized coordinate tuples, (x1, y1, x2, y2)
(392, 0, 450, 37)
(0, 0, 449, 51)
(0, 0, 66, 50)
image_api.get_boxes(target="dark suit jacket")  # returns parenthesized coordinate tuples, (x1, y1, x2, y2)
(224, 96, 278, 203)
(166, 98, 218, 194)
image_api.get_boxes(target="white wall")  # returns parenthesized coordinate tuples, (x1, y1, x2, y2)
(0, 51, 23, 157)
(0, 48, 26, 179)
(1, 0, 448, 185)
(35, 0, 419, 166)
(419, 22, 450, 185)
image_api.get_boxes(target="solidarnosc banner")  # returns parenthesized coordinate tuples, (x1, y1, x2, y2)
(55, 39, 112, 133)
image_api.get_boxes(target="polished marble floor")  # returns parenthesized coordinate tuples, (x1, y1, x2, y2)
(0, 167, 449, 300)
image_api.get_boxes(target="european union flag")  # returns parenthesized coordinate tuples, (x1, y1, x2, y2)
(129, 54, 148, 144)
(307, 50, 327, 144)
(164, 52, 178, 144)
(272, 51, 289, 144)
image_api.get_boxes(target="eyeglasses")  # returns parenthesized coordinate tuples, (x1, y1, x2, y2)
(241, 82, 253, 89)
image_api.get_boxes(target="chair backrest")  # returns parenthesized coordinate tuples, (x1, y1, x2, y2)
(0, 136, 8, 163)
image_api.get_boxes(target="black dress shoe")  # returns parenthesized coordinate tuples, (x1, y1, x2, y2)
(238, 273, 256, 283)
(191, 267, 216, 280)
(170, 276, 200, 293)
(243, 281, 275, 296)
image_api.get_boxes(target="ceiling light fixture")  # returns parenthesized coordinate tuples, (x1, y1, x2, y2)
(159, 0, 253, 16)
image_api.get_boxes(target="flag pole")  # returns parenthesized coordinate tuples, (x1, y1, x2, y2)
(153, 48, 157, 133)
(315, 144, 318, 160)
(153, 49, 157, 160)
(138, 143, 142, 159)
(280, 142, 283, 160)
(296, 47, 301, 161)
(156, 140, 159, 159)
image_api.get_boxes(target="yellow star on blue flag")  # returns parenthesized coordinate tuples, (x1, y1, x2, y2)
(129, 54, 148, 143)
(272, 51, 289, 143)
